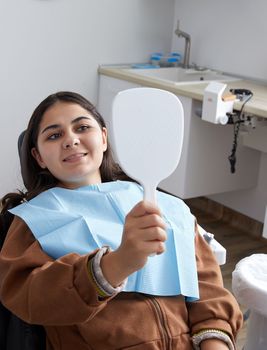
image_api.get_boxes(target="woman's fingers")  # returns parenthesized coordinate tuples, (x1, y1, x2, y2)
(117, 200, 168, 270)
(124, 201, 167, 243)
(141, 226, 167, 243)
(126, 201, 166, 229)
(138, 213, 166, 230)
(129, 200, 162, 218)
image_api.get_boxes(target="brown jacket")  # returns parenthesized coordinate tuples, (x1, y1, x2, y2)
(0, 217, 242, 349)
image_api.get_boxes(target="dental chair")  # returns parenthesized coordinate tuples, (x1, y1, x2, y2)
(0, 131, 46, 350)
(197, 225, 226, 265)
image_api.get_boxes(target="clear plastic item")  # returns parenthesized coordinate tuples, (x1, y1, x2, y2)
(150, 52, 181, 67)
(150, 54, 161, 67)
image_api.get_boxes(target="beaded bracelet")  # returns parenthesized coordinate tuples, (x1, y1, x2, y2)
(89, 247, 127, 297)
(191, 329, 234, 350)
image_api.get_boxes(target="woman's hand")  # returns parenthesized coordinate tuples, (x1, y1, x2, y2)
(200, 338, 230, 349)
(101, 201, 167, 287)
(118, 200, 167, 269)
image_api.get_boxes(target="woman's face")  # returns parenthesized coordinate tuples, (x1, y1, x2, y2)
(31, 101, 107, 189)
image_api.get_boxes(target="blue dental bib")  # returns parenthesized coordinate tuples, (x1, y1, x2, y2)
(10, 181, 199, 300)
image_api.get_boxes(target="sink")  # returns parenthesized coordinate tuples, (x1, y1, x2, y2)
(124, 67, 239, 85)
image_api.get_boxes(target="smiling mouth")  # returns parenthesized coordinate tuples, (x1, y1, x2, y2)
(63, 153, 88, 162)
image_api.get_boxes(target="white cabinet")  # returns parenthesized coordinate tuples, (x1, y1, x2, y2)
(97, 74, 261, 199)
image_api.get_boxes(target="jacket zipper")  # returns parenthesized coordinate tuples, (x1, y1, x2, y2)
(149, 297, 171, 349)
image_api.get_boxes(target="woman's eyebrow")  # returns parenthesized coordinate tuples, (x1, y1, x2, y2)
(72, 116, 92, 124)
(41, 124, 60, 134)
(41, 116, 92, 134)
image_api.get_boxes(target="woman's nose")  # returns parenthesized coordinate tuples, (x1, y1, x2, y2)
(62, 137, 80, 149)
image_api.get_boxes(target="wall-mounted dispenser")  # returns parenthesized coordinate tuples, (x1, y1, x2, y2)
(202, 81, 235, 125)
(201, 82, 257, 173)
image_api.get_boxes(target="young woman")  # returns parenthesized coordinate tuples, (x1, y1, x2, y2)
(0, 91, 242, 349)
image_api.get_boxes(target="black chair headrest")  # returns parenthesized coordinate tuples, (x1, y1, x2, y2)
(17, 130, 28, 188)
(18, 130, 26, 160)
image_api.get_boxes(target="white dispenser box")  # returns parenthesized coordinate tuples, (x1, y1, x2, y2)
(202, 82, 234, 125)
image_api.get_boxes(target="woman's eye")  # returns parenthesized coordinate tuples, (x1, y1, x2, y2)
(47, 132, 61, 140)
(77, 125, 90, 132)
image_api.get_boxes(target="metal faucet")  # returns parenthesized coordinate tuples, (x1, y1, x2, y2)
(174, 21, 191, 69)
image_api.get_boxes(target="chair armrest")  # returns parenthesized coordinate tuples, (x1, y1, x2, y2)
(197, 225, 226, 265)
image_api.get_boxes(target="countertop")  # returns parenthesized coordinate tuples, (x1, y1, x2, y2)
(98, 66, 267, 119)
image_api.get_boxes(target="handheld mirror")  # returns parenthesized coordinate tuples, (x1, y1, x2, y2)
(111, 87, 184, 203)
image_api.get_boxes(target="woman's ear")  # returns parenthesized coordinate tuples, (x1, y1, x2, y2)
(31, 148, 47, 169)
(102, 127, 108, 152)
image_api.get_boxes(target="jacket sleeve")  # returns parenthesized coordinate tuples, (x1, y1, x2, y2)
(187, 224, 243, 344)
(0, 216, 115, 326)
